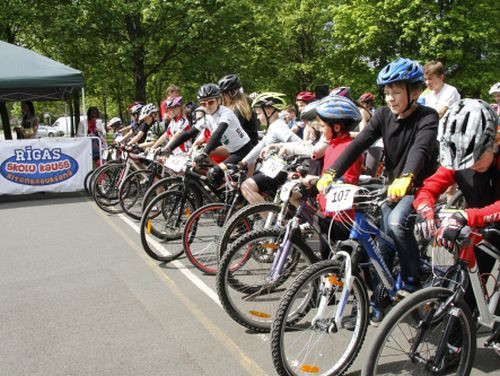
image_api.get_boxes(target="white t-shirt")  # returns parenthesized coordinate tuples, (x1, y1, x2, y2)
(422, 83, 460, 112)
(195, 105, 250, 153)
(242, 118, 301, 164)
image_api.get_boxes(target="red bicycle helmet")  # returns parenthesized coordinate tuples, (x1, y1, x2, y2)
(295, 91, 315, 103)
(359, 92, 375, 103)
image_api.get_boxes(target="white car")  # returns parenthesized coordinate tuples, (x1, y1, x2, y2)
(37, 125, 65, 138)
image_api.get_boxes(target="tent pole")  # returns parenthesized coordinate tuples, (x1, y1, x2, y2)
(0, 102, 12, 140)
(81, 87, 86, 123)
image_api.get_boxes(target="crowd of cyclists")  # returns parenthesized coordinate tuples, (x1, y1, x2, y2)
(90, 57, 499, 375)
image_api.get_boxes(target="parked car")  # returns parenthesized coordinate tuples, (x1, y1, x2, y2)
(36, 124, 65, 138)
(52, 116, 85, 136)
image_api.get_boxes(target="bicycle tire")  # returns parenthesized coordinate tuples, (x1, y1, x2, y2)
(140, 189, 196, 262)
(182, 203, 251, 275)
(92, 163, 126, 214)
(119, 169, 155, 220)
(362, 287, 475, 376)
(271, 260, 369, 376)
(216, 227, 317, 332)
(216, 202, 283, 260)
(84, 169, 95, 195)
(87, 160, 122, 197)
(141, 175, 184, 213)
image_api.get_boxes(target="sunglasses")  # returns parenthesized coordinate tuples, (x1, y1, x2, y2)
(200, 99, 217, 107)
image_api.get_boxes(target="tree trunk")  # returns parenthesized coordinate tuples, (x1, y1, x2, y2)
(0, 102, 12, 140)
(134, 66, 147, 103)
(103, 96, 107, 126)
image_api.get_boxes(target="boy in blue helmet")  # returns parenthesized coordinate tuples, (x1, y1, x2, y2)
(316, 58, 439, 324)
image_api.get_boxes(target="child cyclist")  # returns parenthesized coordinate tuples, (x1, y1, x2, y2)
(149, 96, 190, 152)
(316, 58, 440, 324)
(163, 83, 253, 185)
(239, 92, 302, 205)
(413, 98, 499, 365)
(300, 95, 364, 259)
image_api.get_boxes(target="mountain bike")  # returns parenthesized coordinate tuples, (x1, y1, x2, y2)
(269, 183, 453, 376)
(362, 222, 500, 375)
(139, 158, 223, 262)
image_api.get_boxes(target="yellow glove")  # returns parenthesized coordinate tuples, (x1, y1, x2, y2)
(388, 174, 414, 199)
(316, 170, 336, 192)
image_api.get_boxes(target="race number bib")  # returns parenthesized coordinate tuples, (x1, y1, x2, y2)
(164, 155, 186, 173)
(260, 156, 285, 178)
(325, 184, 359, 213)
(279, 180, 299, 202)
(146, 149, 156, 161)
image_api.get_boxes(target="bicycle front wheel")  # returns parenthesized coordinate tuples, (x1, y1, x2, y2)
(362, 287, 475, 376)
(216, 227, 317, 333)
(183, 203, 247, 275)
(271, 260, 369, 376)
(140, 190, 196, 262)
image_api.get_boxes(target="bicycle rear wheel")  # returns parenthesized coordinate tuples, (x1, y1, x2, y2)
(271, 260, 369, 376)
(362, 287, 475, 376)
(92, 163, 126, 214)
(183, 203, 250, 275)
(141, 175, 184, 213)
(216, 202, 283, 260)
(216, 227, 317, 332)
(119, 169, 155, 220)
(140, 189, 196, 262)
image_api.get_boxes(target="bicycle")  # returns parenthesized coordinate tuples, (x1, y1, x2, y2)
(118, 148, 170, 220)
(269, 183, 452, 376)
(139, 158, 225, 262)
(181, 164, 249, 274)
(362, 220, 500, 375)
(216, 180, 343, 333)
(92, 145, 151, 214)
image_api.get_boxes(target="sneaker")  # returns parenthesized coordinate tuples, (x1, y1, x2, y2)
(370, 306, 384, 327)
(397, 278, 421, 298)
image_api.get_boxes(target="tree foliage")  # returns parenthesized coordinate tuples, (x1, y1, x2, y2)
(0, 0, 498, 122)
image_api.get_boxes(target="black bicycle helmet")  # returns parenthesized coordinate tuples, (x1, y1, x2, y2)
(218, 74, 242, 92)
(197, 83, 221, 100)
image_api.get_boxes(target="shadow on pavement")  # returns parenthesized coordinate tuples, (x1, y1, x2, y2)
(0, 191, 90, 209)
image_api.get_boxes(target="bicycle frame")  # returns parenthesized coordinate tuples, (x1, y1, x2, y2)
(410, 228, 500, 371)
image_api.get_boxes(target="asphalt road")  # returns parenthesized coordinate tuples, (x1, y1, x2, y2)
(0, 192, 498, 375)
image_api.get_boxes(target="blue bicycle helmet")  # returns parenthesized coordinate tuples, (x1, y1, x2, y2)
(316, 95, 362, 130)
(377, 58, 424, 86)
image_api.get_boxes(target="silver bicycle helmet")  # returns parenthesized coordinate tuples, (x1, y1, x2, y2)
(439, 98, 498, 170)
(138, 103, 158, 122)
(488, 82, 500, 95)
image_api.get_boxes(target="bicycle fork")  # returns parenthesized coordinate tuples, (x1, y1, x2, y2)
(310, 251, 354, 332)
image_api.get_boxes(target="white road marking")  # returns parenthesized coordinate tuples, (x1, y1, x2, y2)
(118, 214, 222, 307)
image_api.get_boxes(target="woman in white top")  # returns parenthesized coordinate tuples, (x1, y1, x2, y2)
(77, 107, 107, 164)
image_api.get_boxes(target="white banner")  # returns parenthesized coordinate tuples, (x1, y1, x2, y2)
(0, 138, 92, 195)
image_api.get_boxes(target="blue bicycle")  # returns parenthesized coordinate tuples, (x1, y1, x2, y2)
(269, 183, 451, 376)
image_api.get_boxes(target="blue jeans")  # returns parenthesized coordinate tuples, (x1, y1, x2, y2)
(379, 195, 420, 282)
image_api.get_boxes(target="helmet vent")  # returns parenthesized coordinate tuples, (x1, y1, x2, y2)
(464, 138, 475, 158)
(460, 112, 470, 134)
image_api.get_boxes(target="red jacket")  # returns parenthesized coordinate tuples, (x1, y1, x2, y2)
(318, 133, 362, 217)
(414, 166, 500, 227)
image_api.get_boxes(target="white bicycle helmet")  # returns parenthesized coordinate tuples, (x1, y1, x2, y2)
(488, 82, 500, 95)
(439, 98, 498, 170)
(138, 103, 158, 122)
(107, 117, 122, 128)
